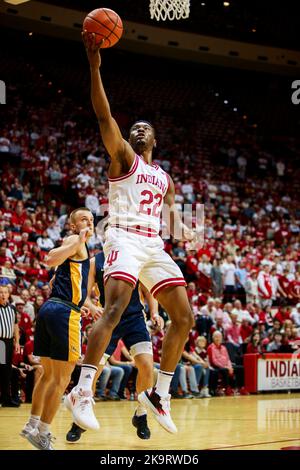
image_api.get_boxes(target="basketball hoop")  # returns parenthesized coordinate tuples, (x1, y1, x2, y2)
(149, 0, 190, 21)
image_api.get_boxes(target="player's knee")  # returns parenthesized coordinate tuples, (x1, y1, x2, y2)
(135, 355, 153, 373)
(173, 309, 194, 331)
(104, 303, 123, 328)
(51, 374, 71, 392)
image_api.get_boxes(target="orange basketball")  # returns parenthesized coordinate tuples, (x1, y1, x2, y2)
(83, 8, 123, 48)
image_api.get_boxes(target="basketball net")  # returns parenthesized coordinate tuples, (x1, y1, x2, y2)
(149, 0, 190, 21)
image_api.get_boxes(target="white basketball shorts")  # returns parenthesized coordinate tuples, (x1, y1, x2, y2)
(103, 227, 186, 297)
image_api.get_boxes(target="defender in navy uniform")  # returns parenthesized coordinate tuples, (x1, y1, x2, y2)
(21, 208, 95, 450)
(66, 251, 163, 442)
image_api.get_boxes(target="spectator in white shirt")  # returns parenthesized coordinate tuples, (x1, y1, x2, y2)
(85, 189, 100, 216)
(291, 304, 300, 327)
(37, 231, 55, 252)
(221, 255, 236, 303)
(245, 270, 259, 305)
(198, 254, 212, 278)
(232, 300, 255, 325)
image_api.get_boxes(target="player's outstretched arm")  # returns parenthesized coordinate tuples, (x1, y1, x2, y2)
(45, 228, 89, 267)
(82, 31, 134, 168)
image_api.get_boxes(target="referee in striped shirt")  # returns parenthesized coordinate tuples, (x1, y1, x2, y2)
(0, 285, 20, 407)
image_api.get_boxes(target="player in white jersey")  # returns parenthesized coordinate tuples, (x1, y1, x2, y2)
(66, 32, 198, 435)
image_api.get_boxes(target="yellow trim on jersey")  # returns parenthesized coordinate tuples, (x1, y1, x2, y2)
(70, 262, 82, 306)
(68, 309, 81, 362)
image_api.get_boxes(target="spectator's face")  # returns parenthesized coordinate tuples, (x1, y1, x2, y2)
(42, 285, 50, 298)
(196, 337, 206, 349)
(29, 286, 36, 296)
(274, 334, 282, 344)
(274, 320, 280, 329)
(36, 295, 44, 306)
(21, 290, 29, 302)
(0, 286, 9, 305)
(213, 333, 222, 346)
(16, 304, 24, 313)
(253, 333, 260, 343)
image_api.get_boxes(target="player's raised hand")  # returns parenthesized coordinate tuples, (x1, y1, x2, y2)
(92, 306, 104, 321)
(152, 314, 164, 331)
(79, 227, 91, 243)
(80, 306, 90, 318)
(82, 31, 103, 68)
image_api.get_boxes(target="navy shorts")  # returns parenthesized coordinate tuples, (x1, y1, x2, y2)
(105, 314, 151, 357)
(34, 300, 81, 362)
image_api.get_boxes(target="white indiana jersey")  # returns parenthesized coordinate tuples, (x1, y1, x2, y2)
(108, 154, 170, 236)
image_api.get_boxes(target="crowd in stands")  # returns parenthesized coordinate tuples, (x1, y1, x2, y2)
(0, 43, 300, 405)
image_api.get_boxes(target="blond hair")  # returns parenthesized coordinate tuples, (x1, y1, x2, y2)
(69, 207, 92, 224)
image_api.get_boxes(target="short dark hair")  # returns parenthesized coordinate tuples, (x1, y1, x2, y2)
(130, 120, 155, 135)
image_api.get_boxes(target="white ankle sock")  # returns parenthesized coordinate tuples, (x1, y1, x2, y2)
(38, 421, 50, 435)
(77, 364, 98, 391)
(135, 403, 147, 417)
(28, 415, 40, 428)
(155, 370, 174, 397)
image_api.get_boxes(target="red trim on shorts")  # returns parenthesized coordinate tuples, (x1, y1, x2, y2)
(110, 224, 158, 238)
(108, 154, 139, 182)
(151, 277, 187, 298)
(104, 271, 137, 287)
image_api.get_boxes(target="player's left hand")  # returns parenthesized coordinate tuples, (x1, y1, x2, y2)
(80, 306, 90, 318)
(93, 306, 104, 321)
(151, 314, 164, 330)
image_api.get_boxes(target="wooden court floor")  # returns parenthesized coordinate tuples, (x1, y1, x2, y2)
(1, 393, 300, 450)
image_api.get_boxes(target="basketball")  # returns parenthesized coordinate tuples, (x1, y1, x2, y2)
(83, 8, 123, 48)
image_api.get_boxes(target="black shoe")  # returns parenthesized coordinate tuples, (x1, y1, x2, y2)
(107, 394, 120, 401)
(66, 422, 86, 443)
(2, 399, 20, 407)
(170, 391, 183, 399)
(132, 413, 151, 440)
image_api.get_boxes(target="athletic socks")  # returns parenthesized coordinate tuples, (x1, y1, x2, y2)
(77, 364, 98, 392)
(28, 414, 40, 429)
(155, 370, 174, 397)
(38, 420, 50, 436)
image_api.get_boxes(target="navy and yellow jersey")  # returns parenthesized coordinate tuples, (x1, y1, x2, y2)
(95, 252, 144, 318)
(50, 244, 90, 309)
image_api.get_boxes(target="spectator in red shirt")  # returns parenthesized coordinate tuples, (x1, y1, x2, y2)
(208, 331, 247, 395)
(246, 331, 264, 354)
(288, 272, 300, 305)
(274, 306, 291, 325)
(186, 249, 199, 283)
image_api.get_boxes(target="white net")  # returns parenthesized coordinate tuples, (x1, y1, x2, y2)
(149, 0, 190, 21)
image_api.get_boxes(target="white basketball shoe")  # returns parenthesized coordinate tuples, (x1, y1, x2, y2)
(138, 388, 177, 434)
(64, 387, 100, 431)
